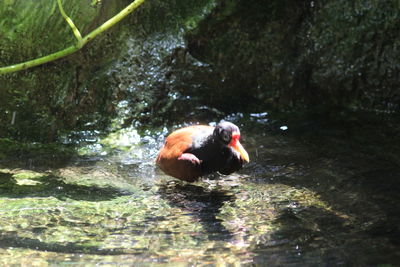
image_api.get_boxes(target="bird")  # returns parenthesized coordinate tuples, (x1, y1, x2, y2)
(156, 121, 249, 182)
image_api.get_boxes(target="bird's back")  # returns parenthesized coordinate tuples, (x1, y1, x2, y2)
(156, 125, 213, 182)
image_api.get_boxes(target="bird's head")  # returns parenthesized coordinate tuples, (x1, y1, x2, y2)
(214, 121, 250, 163)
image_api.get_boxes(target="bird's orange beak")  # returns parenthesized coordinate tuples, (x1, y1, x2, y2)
(229, 132, 250, 163)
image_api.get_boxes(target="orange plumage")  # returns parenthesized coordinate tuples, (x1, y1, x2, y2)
(156, 125, 212, 182)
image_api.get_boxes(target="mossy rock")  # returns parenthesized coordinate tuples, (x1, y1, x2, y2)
(0, 0, 129, 142)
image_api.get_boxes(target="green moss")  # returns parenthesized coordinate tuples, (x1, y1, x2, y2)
(0, 138, 74, 162)
(0, 0, 129, 141)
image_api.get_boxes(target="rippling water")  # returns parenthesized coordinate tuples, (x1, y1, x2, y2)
(0, 114, 399, 266)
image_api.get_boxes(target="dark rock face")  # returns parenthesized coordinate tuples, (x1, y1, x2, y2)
(185, 0, 400, 113)
(1, 0, 399, 141)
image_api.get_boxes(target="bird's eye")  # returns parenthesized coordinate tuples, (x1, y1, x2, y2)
(221, 130, 231, 143)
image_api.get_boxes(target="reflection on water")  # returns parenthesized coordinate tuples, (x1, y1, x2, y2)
(0, 116, 399, 265)
(158, 181, 235, 242)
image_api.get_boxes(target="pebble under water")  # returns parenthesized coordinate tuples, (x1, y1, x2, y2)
(0, 115, 399, 266)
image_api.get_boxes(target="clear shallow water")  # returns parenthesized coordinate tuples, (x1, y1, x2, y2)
(0, 116, 399, 266)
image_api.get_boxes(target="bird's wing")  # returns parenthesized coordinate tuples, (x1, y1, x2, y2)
(156, 125, 213, 181)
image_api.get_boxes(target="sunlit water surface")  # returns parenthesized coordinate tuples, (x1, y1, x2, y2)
(0, 115, 399, 266)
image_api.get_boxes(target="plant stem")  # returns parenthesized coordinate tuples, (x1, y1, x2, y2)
(0, 0, 146, 75)
(0, 46, 79, 74)
(84, 0, 146, 43)
(57, 0, 83, 48)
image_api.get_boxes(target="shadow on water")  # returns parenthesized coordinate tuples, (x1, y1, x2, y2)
(0, 170, 128, 201)
(0, 232, 127, 256)
(241, 115, 400, 265)
(158, 180, 235, 242)
(342, 168, 400, 246)
(252, 207, 351, 266)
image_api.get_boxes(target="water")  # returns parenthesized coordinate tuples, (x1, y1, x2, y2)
(0, 114, 399, 266)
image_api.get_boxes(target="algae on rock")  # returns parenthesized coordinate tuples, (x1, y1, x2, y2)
(0, 0, 130, 141)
